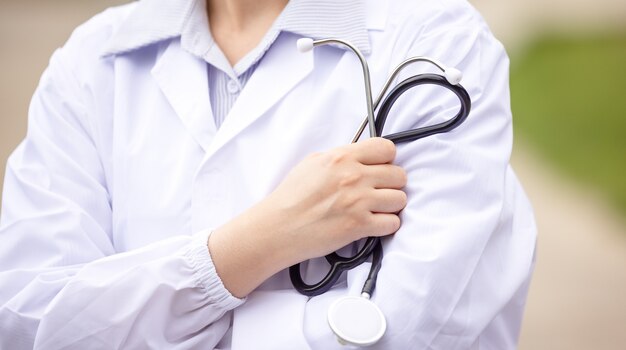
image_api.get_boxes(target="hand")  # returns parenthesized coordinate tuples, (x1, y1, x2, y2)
(208, 138, 407, 297)
(264, 137, 408, 261)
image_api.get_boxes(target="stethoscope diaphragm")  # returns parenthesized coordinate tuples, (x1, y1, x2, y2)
(327, 295, 386, 347)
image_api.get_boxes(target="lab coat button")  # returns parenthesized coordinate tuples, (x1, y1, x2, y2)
(227, 80, 239, 94)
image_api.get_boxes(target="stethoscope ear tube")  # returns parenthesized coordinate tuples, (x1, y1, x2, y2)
(376, 73, 472, 143)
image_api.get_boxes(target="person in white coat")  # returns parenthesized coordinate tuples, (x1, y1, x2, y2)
(0, 0, 536, 348)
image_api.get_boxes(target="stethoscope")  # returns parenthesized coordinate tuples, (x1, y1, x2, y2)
(290, 37, 472, 347)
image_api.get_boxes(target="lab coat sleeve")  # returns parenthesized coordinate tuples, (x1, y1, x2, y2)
(304, 7, 536, 350)
(0, 37, 243, 349)
(372, 15, 536, 349)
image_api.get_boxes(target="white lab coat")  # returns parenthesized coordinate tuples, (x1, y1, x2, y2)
(0, 0, 536, 349)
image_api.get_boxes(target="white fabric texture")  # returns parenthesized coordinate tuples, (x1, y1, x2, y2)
(0, 0, 536, 349)
(185, 0, 370, 129)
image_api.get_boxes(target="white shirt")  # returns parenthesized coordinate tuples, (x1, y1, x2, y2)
(0, 0, 537, 349)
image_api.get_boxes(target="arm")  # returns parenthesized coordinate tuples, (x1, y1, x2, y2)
(206, 6, 535, 349)
(0, 42, 242, 349)
(0, 18, 408, 349)
(298, 7, 536, 349)
(209, 137, 407, 298)
(367, 14, 536, 349)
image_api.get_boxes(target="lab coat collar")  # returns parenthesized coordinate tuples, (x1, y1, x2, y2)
(105, 0, 388, 155)
(102, 0, 195, 57)
(277, 0, 372, 55)
(101, 0, 386, 57)
(203, 32, 314, 158)
(150, 31, 314, 154)
(151, 39, 217, 152)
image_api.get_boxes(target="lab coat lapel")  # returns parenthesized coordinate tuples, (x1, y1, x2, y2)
(151, 41, 217, 152)
(204, 33, 314, 158)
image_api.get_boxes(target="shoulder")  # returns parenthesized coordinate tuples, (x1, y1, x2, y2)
(364, 0, 511, 124)
(54, 3, 137, 69)
(365, 0, 496, 52)
(35, 3, 138, 126)
(39, 2, 138, 99)
(366, 0, 506, 73)
(383, 0, 489, 31)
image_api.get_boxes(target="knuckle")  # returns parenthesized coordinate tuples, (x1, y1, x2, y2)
(336, 191, 361, 210)
(327, 149, 350, 165)
(341, 212, 367, 237)
(338, 171, 363, 188)
(311, 150, 343, 165)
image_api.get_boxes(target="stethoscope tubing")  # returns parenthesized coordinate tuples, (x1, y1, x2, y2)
(378, 73, 471, 142)
(289, 73, 471, 297)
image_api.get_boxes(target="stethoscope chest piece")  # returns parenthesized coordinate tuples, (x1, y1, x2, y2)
(327, 295, 387, 347)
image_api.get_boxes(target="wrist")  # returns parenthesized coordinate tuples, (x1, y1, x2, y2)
(207, 202, 293, 297)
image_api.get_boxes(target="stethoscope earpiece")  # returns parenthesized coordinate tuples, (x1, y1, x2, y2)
(444, 67, 463, 85)
(327, 295, 387, 347)
(296, 38, 315, 53)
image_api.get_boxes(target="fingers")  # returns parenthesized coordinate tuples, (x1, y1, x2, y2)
(347, 137, 396, 165)
(355, 189, 406, 238)
(368, 188, 407, 213)
(365, 213, 401, 237)
(364, 164, 407, 189)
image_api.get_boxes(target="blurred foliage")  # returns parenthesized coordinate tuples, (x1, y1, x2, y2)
(510, 34, 626, 213)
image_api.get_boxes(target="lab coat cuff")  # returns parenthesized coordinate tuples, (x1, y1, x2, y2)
(186, 229, 246, 310)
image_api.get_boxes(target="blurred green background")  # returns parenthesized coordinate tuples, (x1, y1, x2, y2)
(473, 1, 626, 348)
(511, 34, 626, 213)
(0, 1, 625, 349)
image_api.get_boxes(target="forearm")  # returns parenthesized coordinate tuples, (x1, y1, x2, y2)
(209, 201, 293, 298)
(209, 138, 407, 298)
